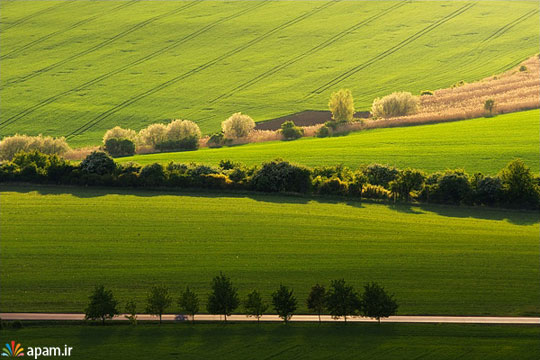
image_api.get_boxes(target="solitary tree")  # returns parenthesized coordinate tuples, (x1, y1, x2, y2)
(361, 282, 398, 323)
(271, 284, 297, 323)
(326, 279, 360, 323)
(124, 299, 137, 325)
(244, 290, 268, 324)
(221, 113, 255, 139)
(85, 285, 119, 325)
(306, 284, 327, 324)
(328, 89, 355, 122)
(145, 285, 172, 324)
(484, 99, 495, 117)
(207, 272, 240, 322)
(178, 286, 200, 324)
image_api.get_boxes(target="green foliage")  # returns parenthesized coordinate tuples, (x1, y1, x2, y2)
(328, 89, 355, 122)
(361, 282, 398, 323)
(519, 65, 527, 72)
(222, 113, 255, 139)
(306, 284, 326, 323)
(244, 290, 268, 323)
(371, 92, 419, 118)
(124, 300, 137, 325)
(250, 160, 312, 193)
(207, 132, 225, 148)
(154, 138, 199, 151)
(0, 134, 71, 161)
(420, 90, 433, 96)
(363, 164, 398, 188)
(498, 159, 540, 208)
(139, 163, 166, 187)
(390, 168, 425, 201)
(271, 284, 297, 323)
(280, 121, 304, 140)
(315, 125, 331, 138)
(428, 170, 471, 204)
(484, 99, 495, 116)
(361, 184, 391, 200)
(145, 285, 172, 324)
(313, 176, 348, 196)
(105, 138, 136, 157)
(178, 287, 200, 323)
(80, 151, 116, 175)
(207, 272, 239, 321)
(472, 174, 503, 206)
(84, 285, 119, 325)
(325, 279, 360, 322)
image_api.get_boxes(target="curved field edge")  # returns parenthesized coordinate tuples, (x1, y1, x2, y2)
(1, 185, 538, 316)
(1, 324, 539, 360)
(120, 109, 540, 175)
(0, 1, 538, 146)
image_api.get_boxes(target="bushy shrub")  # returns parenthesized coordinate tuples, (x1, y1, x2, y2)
(371, 92, 419, 118)
(498, 159, 539, 208)
(280, 121, 304, 140)
(428, 170, 471, 204)
(316, 125, 331, 138)
(0, 134, 71, 160)
(139, 163, 166, 187)
(138, 123, 167, 147)
(104, 138, 136, 157)
(420, 90, 433, 96)
(484, 99, 495, 117)
(312, 165, 354, 182)
(328, 89, 355, 122)
(155, 138, 199, 152)
(519, 65, 527, 72)
(207, 132, 225, 148)
(80, 151, 116, 175)
(362, 184, 391, 200)
(472, 175, 502, 206)
(166, 120, 201, 142)
(362, 164, 398, 188)
(313, 176, 348, 196)
(221, 113, 255, 139)
(250, 160, 311, 193)
(451, 80, 466, 88)
(389, 169, 425, 200)
(103, 126, 137, 143)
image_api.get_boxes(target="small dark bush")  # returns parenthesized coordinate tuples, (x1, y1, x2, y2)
(104, 138, 136, 157)
(280, 121, 304, 140)
(314, 176, 348, 196)
(472, 175, 503, 206)
(251, 160, 311, 193)
(80, 151, 116, 175)
(219, 160, 237, 170)
(139, 163, 166, 187)
(429, 170, 471, 204)
(363, 164, 398, 188)
(207, 132, 225, 148)
(420, 90, 433, 96)
(519, 65, 527, 72)
(155, 137, 199, 151)
(316, 125, 331, 138)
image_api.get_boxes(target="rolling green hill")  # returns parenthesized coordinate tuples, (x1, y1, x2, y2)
(1, 185, 538, 315)
(0, 0, 538, 146)
(122, 110, 540, 174)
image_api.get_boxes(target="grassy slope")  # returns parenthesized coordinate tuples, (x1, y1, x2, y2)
(122, 110, 540, 174)
(1, 323, 539, 360)
(0, 1, 538, 146)
(1, 185, 538, 315)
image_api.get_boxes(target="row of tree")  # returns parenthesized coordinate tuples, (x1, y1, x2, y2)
(85, 274, 398, 325)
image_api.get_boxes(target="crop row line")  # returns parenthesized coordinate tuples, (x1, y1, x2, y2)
(1, 0, 72, 31)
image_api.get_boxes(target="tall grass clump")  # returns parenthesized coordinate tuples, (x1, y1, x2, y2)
(222, 113, 255, 139)
(0, 134, 71, 160)
(328, 89, 355, 122)
(372, 92, 419, 118)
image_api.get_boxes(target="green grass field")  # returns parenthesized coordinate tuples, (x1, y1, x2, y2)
(121, 110, 540, 174)
(1, 323, 539, 360)
(1, 185, 538, 315)
(0, 1, 538, 146)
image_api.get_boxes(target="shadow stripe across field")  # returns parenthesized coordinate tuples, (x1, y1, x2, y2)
(0, 0, 140, 60)
(307, 2, 477, 97)
(0, 0, 268, 130)
(65, 0, 342, 139)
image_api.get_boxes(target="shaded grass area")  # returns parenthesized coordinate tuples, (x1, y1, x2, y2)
(1, 323, 539, 360)
(1, 185, 538, 316)
(0, 1, 538, 145)
(122, 110, 540, 174)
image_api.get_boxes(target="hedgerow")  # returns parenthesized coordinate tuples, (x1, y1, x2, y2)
(1, 151, 538, 210)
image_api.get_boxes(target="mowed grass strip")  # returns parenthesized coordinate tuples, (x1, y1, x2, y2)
(122, 110, 540, 174)
(0, 1, 538, 145)
(2, 323, 539, 360)
(1, 185, 538, 315)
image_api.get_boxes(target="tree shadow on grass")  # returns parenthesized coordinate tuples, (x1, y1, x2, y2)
(2, 184, 537, 225)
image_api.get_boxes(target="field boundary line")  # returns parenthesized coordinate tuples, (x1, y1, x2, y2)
(0, 0, 140, 60)
(65, 0, 341, 139)
(0, 0, 268, 131)
(1, 313, 539, 324)
(307, 2, 476, 97)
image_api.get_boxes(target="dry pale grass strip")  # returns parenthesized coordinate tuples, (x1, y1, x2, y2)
(63, 146, 99, 161)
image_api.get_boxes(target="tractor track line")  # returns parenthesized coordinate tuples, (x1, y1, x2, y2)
(482, 9, 537, 43)
(0, 1, 268, 130)
(65, 0, 340, 138)
(0, 0, 140, 60)
(2, 0, 201, 87)
(207, 0, 409, 106)
(307, 2, 476, 97)
(0, 0, 73, 31)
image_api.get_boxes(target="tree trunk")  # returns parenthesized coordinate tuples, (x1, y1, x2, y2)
(102, 316, 105, 326)
(224, 314, 227, 322)
(344, 315, 347, 324)
(377, 317, 381, 324)
(318, 312, 321, 324)
(192, 313, 195, 324)
(159, 313, 162, 324)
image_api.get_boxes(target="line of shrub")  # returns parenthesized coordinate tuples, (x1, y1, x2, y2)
(1, 150, 539, 210)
